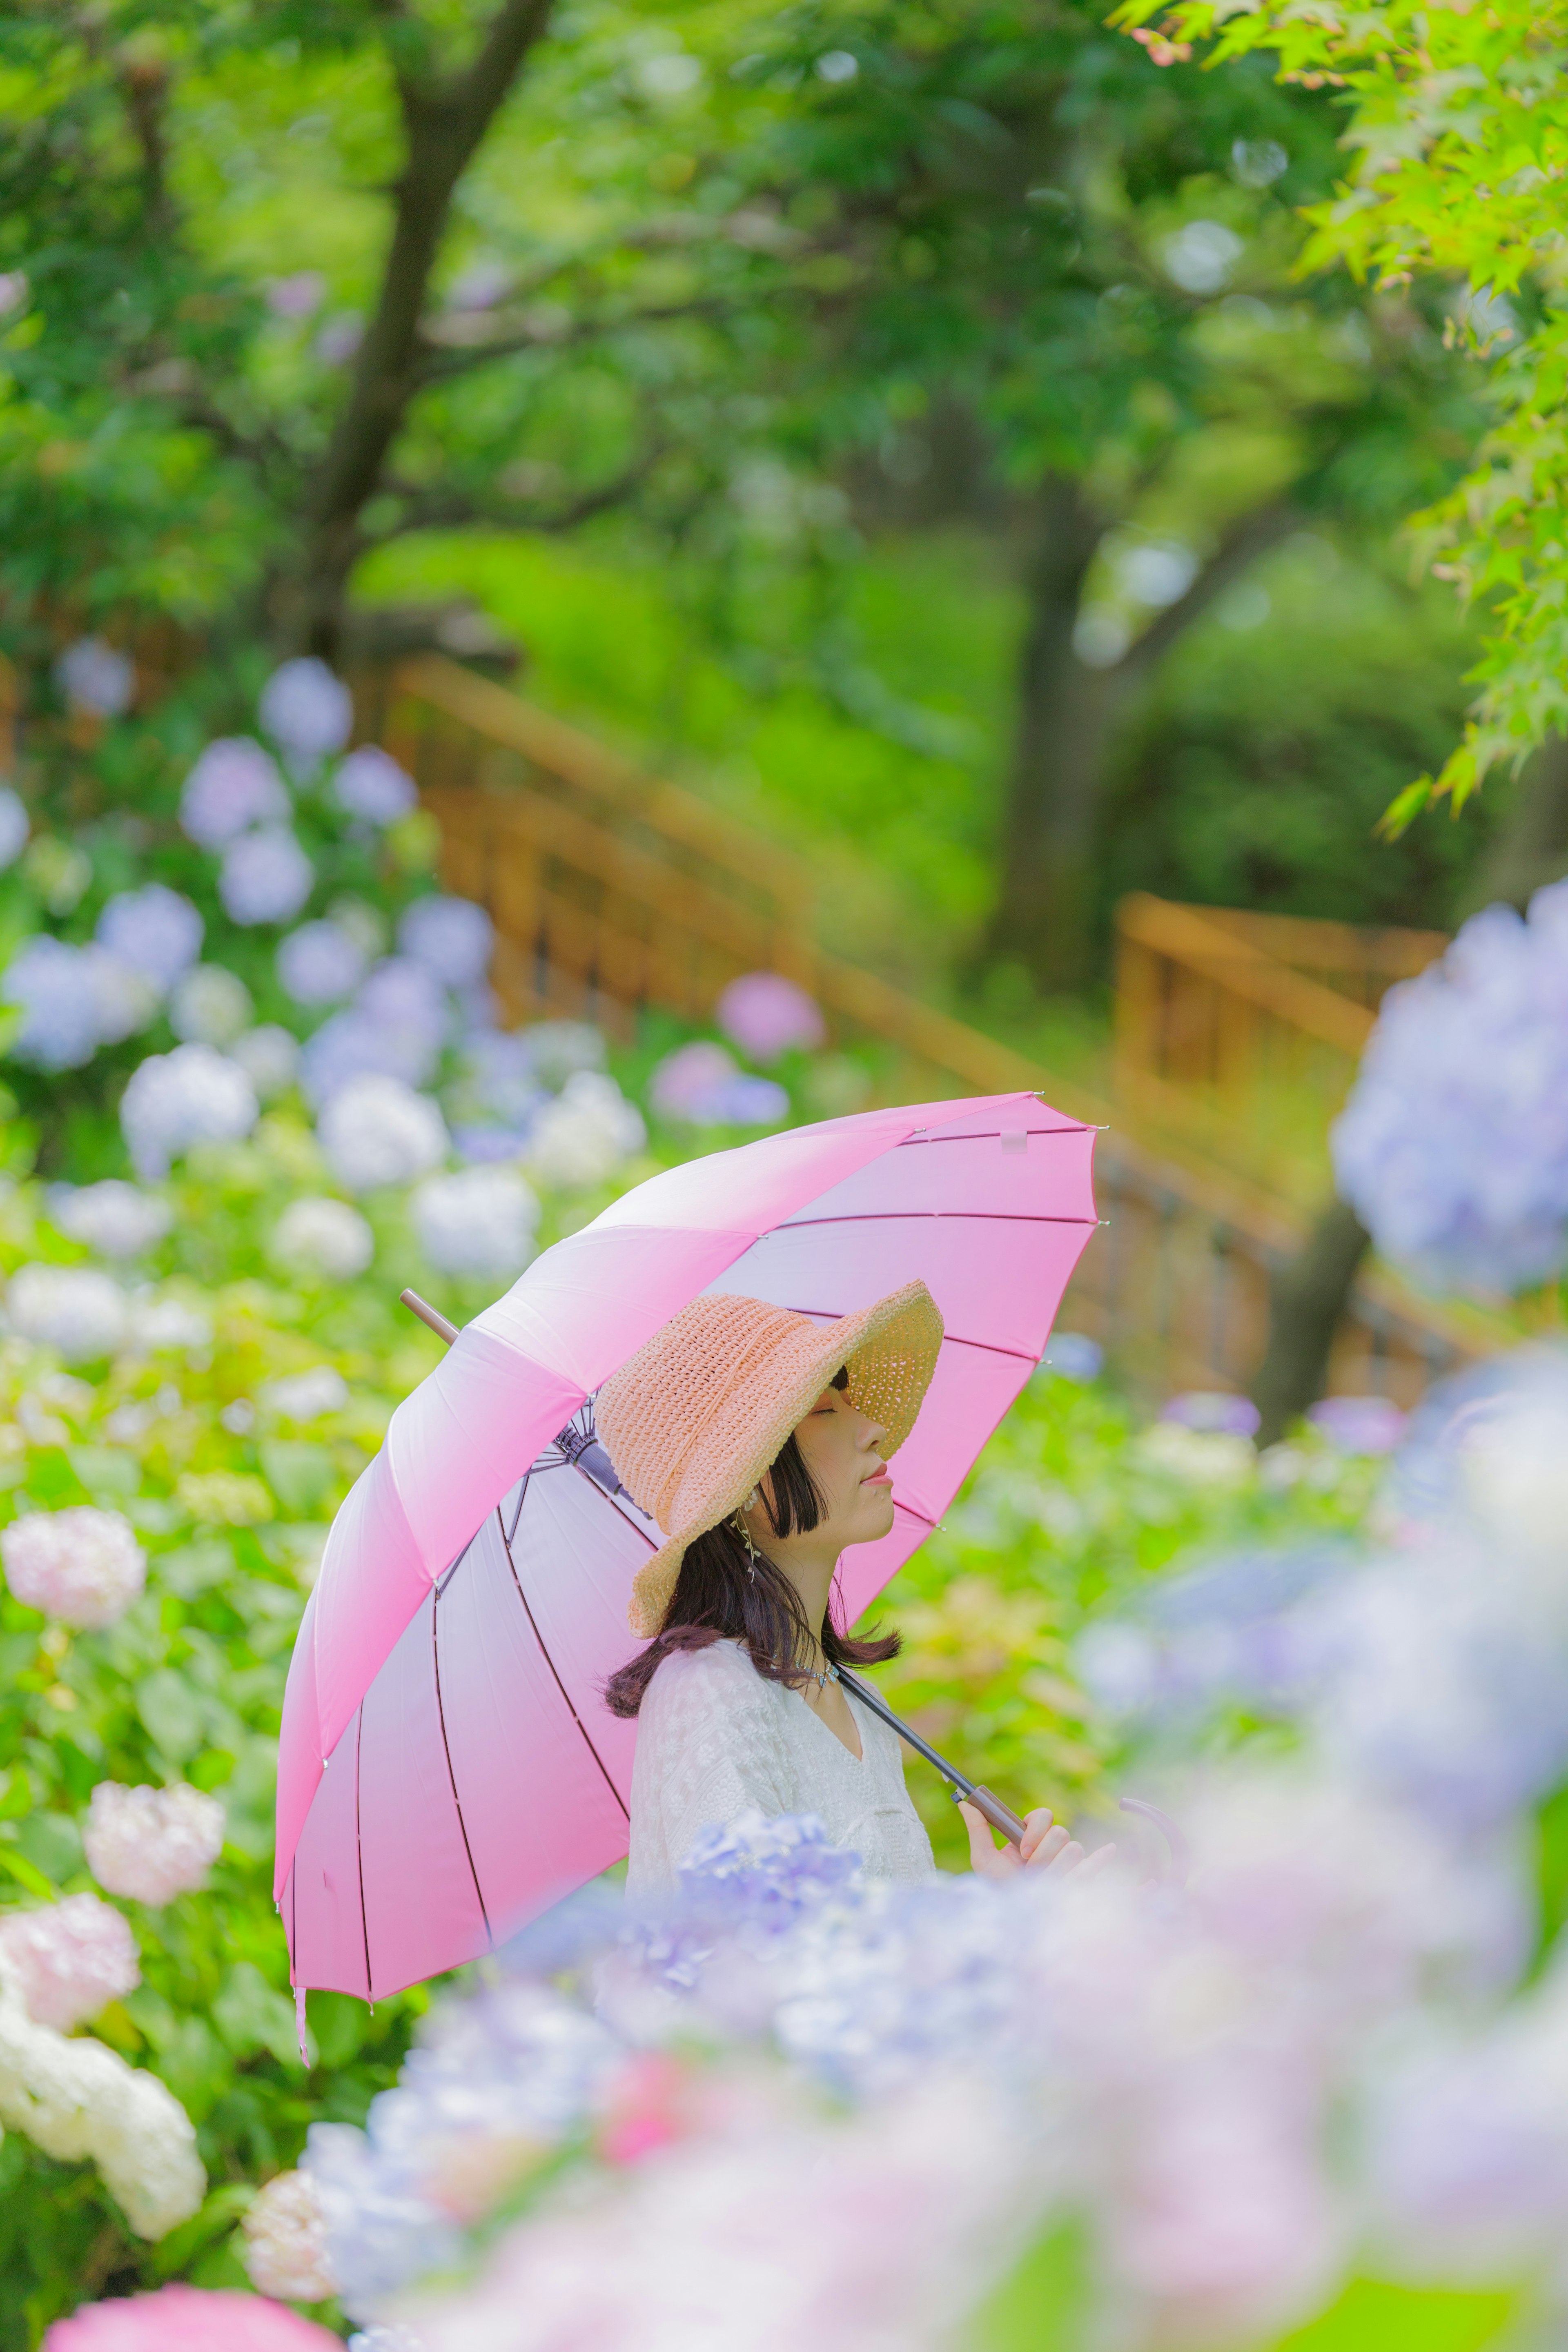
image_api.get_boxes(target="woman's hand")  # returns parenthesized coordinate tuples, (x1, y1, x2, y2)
(960, 1801, 1115, 1884)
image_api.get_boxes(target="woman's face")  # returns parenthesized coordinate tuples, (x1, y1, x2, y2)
(778, 1385, 894, 1549)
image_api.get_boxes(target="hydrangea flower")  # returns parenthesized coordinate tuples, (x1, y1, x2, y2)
(272, 1197, 376, 1279)
(179, 738, 289, 848)
(318, 1076, 449, 1192)
(129, 1294, 213, 1356)
(0, 1506, 146, 1625)
(260, 1367, 351, 1421)
(243, 2169, 337, 2302)
(94, 885, 203, 993)
(1038, 1331, 1103, 1383)
(1162, 1392, 1261, 1438)
(358, 955, 450, 1048)
(300, 1009, 439, 1107)
(717, 971, 825, 1060)
(278, 920, 367, 1005)
(0, 784, 29, 869)
(2, 938, 156, 1070)
(0, 1894, 140, 2030)
(398, 894, 494, 989)
(54, 636, 135, 719)
(412, 1167, 540, 1278)
(220, 826, 315, 926)
(6, 1267, 131, 1364)
(84, 1782, 225, 1905)
(43, 2287, 341, 2351)
(47, 1180, 172, 1259)
(650, 1040, 736, 1122)
(526, 1071, 646, 1188)
(169, 963, 253, 1046)
(120, 1044, 259, 1178)
(1306, 1396, 1406, 1455)
(335, 746, 418, 826)
(230, 1023, 302, 1101)
(259, 658, 353, 764)
(266, 271, 326, 319)
(1333, 883, 1568, 1294)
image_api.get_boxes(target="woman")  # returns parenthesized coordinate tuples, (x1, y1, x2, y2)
(599, 1280, 1107, 1895)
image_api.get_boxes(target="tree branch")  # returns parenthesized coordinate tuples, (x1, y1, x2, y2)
(368, 443, 667, 545)
(1114, 499, 1300, 686)
(414, 294, 731, 386)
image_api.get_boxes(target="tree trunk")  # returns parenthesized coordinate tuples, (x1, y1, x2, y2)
(287, 0, 555, 659)
(988, 476, 1114, 991)
(1456, 733, 1568, 918)
(1249, 1195, 1372, 1446)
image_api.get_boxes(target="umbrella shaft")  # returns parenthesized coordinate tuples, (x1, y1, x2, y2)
(836, 1668, 1026, 1845)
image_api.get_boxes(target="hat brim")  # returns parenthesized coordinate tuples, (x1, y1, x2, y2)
(625, 1279, 943, 1637)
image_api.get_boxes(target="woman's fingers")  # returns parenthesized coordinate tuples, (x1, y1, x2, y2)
(959, 1800, 1020, 1877)
(1075, 1843, 1117, 1882)
(1017, 1806, 1056, 1862)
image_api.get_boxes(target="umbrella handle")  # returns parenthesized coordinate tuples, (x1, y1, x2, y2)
(954, 1784, 1028, 1846)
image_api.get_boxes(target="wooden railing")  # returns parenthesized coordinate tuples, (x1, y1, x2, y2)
(365, 658, 1498, 1410)
(1114, 893, 1449, 1198)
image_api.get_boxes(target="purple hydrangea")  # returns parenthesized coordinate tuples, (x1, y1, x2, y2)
(677, 1808, 861, 1930)
(95, 885, 204, 993)
(266, 272, 326, 319)
(258, 659, 353, 764)
(1306, 1396, 1407, 1457)
(0, 787, 28, 871)
(1163, 1392, 1262, 1438)
(219, 828, 315, 926)
(277, 920, 367, 1006)
(716, 971, 825, 1061)
(649, 1040, 739, 1122)
(1333, 884, 1568, 1295)
(299, 1010, 439, 1108)
(357, 955, 450, 1048)
(333, 746, 418, 826)
(54, 636, 135, 719)
(397, 895, 494, 990)
(180, 738, 289, 848)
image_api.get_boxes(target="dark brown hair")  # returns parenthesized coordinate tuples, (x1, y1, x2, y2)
(603, 1368, 899, 1718)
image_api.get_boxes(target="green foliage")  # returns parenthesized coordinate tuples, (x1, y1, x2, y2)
(871, 1365, 1377, 1865)
(1113, 0, 1568, 824)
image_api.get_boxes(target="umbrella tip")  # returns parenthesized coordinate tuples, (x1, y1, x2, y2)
(400, 1289, 461, 1347)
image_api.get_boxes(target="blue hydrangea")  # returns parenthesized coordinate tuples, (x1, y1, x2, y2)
(96, 884, 204, 994)
(1334, 884, 1568, 1295)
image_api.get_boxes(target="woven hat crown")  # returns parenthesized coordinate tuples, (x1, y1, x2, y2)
(596, 1281, 944, 1636)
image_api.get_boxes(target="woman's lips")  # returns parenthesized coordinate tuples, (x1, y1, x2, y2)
(862, 1465, 891, 1486)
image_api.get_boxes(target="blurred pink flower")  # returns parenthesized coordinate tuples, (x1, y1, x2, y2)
(650, 1041, 737, 1121)
(0, 1893, 139, 2029)
(44, 2285, 341, 2350)
(716, 972, 824, 1061)
(84, 1782, 225, 1906)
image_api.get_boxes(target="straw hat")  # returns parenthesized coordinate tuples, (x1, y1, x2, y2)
(597, 1280, 944, 1637)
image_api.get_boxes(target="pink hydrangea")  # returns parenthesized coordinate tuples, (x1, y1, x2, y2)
(43, 2284, 341, 2351)
(0, 1893, 140, 2029)
(242, 2169, 336, 2301)
(0, 1508, 146, 1628)
(84, 1782, 225, 1906)
(649, 1040, 737, 1122)
(716, 972, 825, 1061)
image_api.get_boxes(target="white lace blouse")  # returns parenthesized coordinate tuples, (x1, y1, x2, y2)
(625, 1638, 938, 1897)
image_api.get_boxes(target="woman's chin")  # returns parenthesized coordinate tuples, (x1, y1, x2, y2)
(846, 1490, 897, 1544)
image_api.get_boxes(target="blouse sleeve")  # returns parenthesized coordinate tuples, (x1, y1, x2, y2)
(626, 1643, 791, 1893)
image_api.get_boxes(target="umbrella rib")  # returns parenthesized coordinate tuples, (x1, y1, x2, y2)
(353, 1706, 374, 2005)
(501, 1527, 630, 1823)
(783, 1309, 1037, 1365)
(902, 1124, 1089, 1143)
(432, 1564, 494, 1949)
(775, 1211, 1096, 1229)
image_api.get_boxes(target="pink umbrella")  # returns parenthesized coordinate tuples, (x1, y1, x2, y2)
(275, 1092, 1097, 2002)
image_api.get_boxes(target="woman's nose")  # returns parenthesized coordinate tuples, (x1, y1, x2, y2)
(860, 1414, 887, 1451)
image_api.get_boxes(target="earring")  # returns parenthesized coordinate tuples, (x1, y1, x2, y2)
(732, 1503, 761, 1581)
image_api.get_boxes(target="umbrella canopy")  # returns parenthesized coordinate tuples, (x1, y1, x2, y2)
(275, 1092, 1097, 1999)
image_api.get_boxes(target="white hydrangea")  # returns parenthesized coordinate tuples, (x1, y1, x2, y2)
(412, 1167, 540, 1279)
(127, 1295, 214, 1355)
(525, 1071, 646, 1189)
(318, 1075, 449, 1193)
(243, 2166, 336, 2301)
(120, 1044, 259, 1179)
(272, 1197, 375, 1279)
(6, 1266, 131, 1363)
(229, 1023, 301, 1101)
(219, 826, 315, 927)
(0, 1951, 205, 2239)
(169, 964, 254, 1046)
(0, 1506, 146, 1626)
(260, 1366, 351, 1422)
(47, 1180, 172, 1258)
(84, 1782, 225, 1906)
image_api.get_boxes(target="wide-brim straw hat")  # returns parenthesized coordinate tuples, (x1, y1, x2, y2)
(596, 1279, 944, 1637)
